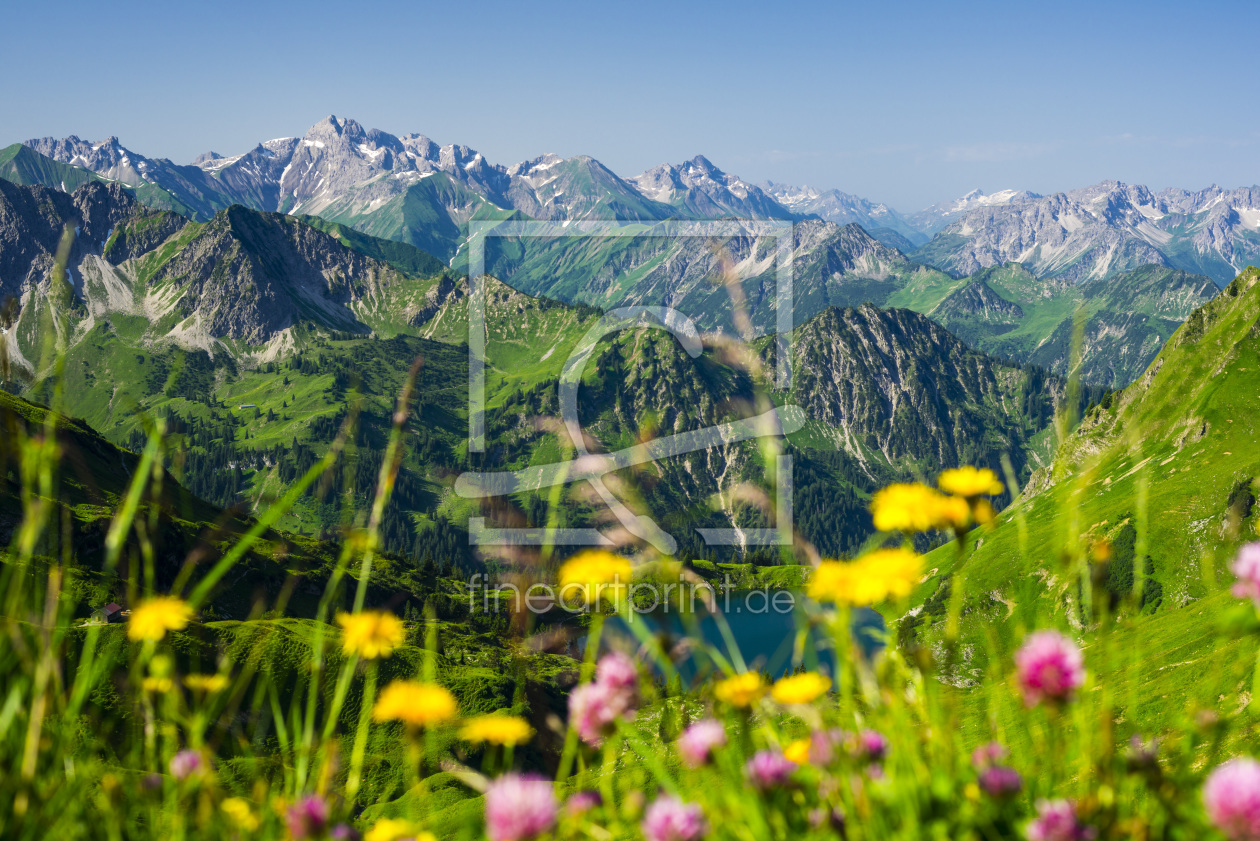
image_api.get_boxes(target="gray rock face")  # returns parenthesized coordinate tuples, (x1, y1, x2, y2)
(630, 157, 795, 220)
(0, 180, 74, 303)
(915, 180, 1260, 286)
(148, 205, 405, 343)
(783, 304, 1054, 473)
(0, 178, 444, 366)
(0, 180, 143, 302)
(24, 136, 152, 186)
(910, 189, 1040, 235)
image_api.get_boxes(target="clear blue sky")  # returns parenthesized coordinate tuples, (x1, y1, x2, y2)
(2, 0, 1255, 211)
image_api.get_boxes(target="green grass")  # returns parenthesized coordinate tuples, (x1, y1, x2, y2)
(910, 266, 1260, 741)
(0, 143, 107, 192)
(7, 265, 1260, 841)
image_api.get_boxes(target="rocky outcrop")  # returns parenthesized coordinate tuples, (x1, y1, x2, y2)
(910, 189, 1041, 235)
(933, 280, 1024, 326)
(915, 180, 1260, 286)
(147, 205, 408, 343)
(0, 180, 146, 302)
(630, 157, 794, 221)
(782, 304, 1056, 474)
(0, 180, 445, 355)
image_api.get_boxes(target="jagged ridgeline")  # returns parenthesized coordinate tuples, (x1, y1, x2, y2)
(908, 267, 1260, 734)
(4, 124, 1244, 393)
(909, 181, 1260, 288)
(0, 178, 1089, 562)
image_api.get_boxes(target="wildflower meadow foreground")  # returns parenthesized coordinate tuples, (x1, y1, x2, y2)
(5, 388, 1260, 841)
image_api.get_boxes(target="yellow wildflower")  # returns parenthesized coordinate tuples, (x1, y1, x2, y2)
(853, 547, 924, 603)
(714, 672, 767, 708)
(808, 561, 857, 603)
(937, 466, 1004, 498)
(972, 497, 997, 526)
(935, 494, 974, 530)
(558, 550, 633, 606)
(336, 610, 406, 659)
(871, 483, 970, 533)
(142, 676, 172, 694)
(771, 671, 832, 705)
(459, 713, 535, 746)
(784, 738, 812, 765)
(365, 818, 435, 841)
(220, 797, 260, 831)
(128, 596, 193, 642)
(372, 680, 458, 728)
(808, 548, 923, 606)
(184, 674, 229, 693)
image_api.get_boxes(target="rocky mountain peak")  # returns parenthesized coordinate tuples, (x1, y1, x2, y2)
(71, 181, 139, 241)
(627, 156, 791, 219)
(304, 115, 365, 143)
(766, 182, 923, 245)
(684, 154, 721, 175)
(23, 134, 150, 186)
(507, 153, 565, 178)
(762, 181, 822, 204)
(400, 133, 440, 161)
(916, 177, 1260, 285)
(439, 144, 487, 172)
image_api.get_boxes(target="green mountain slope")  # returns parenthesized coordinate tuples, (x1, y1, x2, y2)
(475, 220, 963, 336)
(0, 143, 218, 221)
(929, 262, 1219, 387)
(0, 386, 338, 620)
(0, 143, 108, 193)
(909, 266, 1260, 735)
(506, 155, 680, 221)
(0, 179, 1072, 565)
(34, 277, 1069, 564)
(315, 172, 511, 264)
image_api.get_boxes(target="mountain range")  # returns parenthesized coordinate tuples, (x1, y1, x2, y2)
(912, 181, 1260, 286)
(4, 118, 1260, 737)
(15, 115, 1257, 291)
(3, 115, 1258, 395)
(0, 176, 1083, 561)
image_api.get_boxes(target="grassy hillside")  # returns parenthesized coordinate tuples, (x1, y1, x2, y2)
(0, 143, 106, 193)
(907, 266, 1260, 740)
(929, 262, 1220, 387)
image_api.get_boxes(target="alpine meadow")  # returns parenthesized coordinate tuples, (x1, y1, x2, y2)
(6, 3, 1260, 839)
